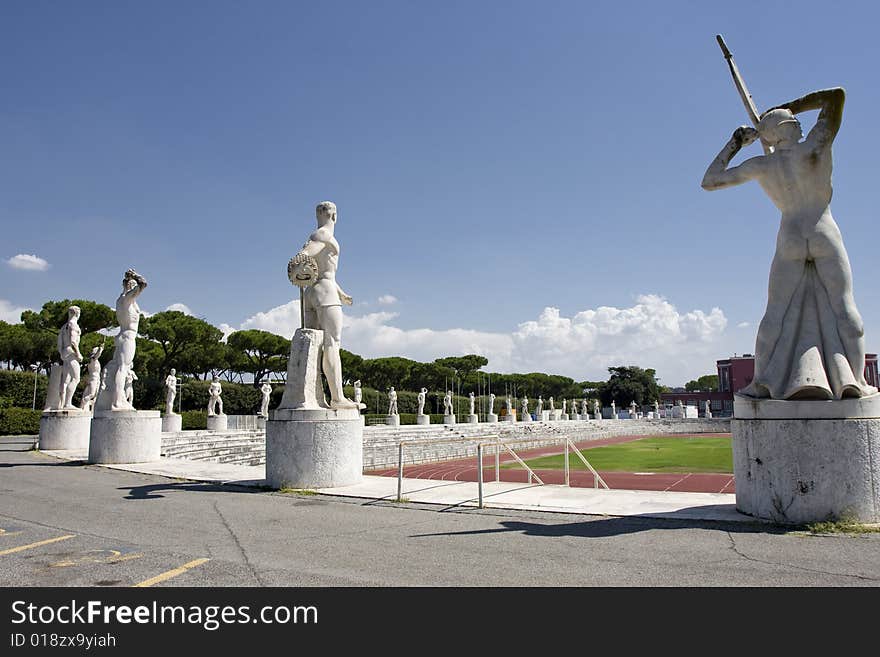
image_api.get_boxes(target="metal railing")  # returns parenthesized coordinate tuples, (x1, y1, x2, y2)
(393, 433, 609, 507)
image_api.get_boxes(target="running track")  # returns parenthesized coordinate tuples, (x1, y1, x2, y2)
(366, 433, 736, 494)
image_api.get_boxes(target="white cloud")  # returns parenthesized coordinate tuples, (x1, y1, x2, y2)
(0, 299, 30, 323)
(218, 323, 236, 343)
(737, 321, 750, 328)
(239, 299, 301, 338)
(6, 254, 49, 271)
(165, 303, 193, 315)
(234, 293, 733, 385)
(377, 294, 398, 305)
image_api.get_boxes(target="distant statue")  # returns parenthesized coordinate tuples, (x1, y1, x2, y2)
(654, 400, 660, 415)
(488, 393, 496, 414)
(549, 397, 555, 411)
(611, 400, 616, 416)
(260, 382, 273, 417)
(58, 305, 84, 409)
(506, 395, 513, 414)
(417, 387, 427, 415)
(79, 343, 104, 412)
(388, 387, 398, 415)
(536, 396, 543, 415)
(521, 396, 529, 417)
(704, 400, 712, 419)
(353, 380, 362, 405)
(164, 369, 178, 415)
(702, 87, 876, 400)
(443, 390, 454, 415)
(124, 370, 137, 405)
(95, 269, 147, 411)
(207, 376, 224, 416)
(468, 392, 475, 415)
(561, 399, 567, 415)
(581, 399, 589, 417)
(593, 399, 600, 416)
(630, 400, 638, 417)
(291, 201, 359, 408)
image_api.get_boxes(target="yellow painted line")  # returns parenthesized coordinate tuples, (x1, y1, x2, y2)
(50, 550, 144, 568)
(0, 534, 76, 556)
(134, 558, 210, 587)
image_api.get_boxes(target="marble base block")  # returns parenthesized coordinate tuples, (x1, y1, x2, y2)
(39, 409, 92, 450)
(266, 407, 363, 489)
(443, 414, 456, 425)
(732, 394, 880, 524)
(206, 414, 228, 431)
(416, 414, 431, 425)
(467, 414, 479, 424)
(386, 415, 400, 427)
(521, 413, 532, 423)
(486, 413, 498, 423)
(550, 410, 562, 421)
(88, 410, 161, 464)
(561, 414, 569, 421)
(161, 413, 182, 433)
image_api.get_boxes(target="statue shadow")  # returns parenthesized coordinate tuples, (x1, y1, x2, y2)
(117, 481, 269, 501)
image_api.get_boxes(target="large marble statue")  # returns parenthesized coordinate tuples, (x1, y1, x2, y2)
(388, 387, 398, 415)
(611, 400, 616, 417)
(549, 396, 555, 411)
(506, 394, 513, 414)
(417, 387, 427, 415)
(207, 376, 224, 416)
(124, 370, 137, 405)
(288, 201, 359, 408)
(79, 344, 104, 412)
(521, 396, 529, 417)
(561, 399, 567, 415)
(260, 382, 273, 417)
(654, 400, 660, 416)
(581, 399, 589, 417)
(704, 400, 712, 418)
(164, 369, 178, 415)
(702, 87, 876, 400)
(593, 399, 600, 416)
(353, 380, 362, 405)
(469, 392, 475, 415)
(57, 305, 84, 409)
(536, 396, 543, 415)
(630, 400, 638, 418)
(95, 269, 147, 411)
(443, 390, 454, 415)
(488, 393, 496, 414)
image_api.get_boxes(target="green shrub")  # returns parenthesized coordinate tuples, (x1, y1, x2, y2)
(0, 407, 41, 435)
(0, 369, 48, 409)
(181, 410, 207, 430)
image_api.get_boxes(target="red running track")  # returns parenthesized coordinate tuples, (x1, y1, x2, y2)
(366, 433, 736, 494)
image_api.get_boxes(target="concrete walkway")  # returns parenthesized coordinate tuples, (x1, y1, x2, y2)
(42, 448, 755, 524)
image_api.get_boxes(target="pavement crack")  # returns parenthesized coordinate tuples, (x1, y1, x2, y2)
(725, 531, 880, 583)
(213, 501, 263, 585)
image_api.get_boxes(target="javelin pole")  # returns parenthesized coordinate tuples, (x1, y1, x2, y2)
(716, 34, 772, 155)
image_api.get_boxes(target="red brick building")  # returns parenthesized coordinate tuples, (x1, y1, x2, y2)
(661, 353, 877, 417)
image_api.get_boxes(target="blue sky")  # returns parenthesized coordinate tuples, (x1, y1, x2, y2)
(1, 1, 877, 386)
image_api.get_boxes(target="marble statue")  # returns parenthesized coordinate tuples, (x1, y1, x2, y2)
(164, 369, 178, 415)
(581, 399, 589, 417)
(57, 305, 84, 409)
(549, 397, 555, 411)
(207, 376, 224, 416)
(260, 382, 273, 417)
(561, 399, 567, 415)
(593, 399, 600, 416)
(521, 396, 529, 417)
(488, 393, 496, 414)
(506, 395, 513, 413)
(704, 400, 712, 419)
(469, 391, 475, 415)
(702, 87, 876, 400)
(611, 400, 616, 416)
(654, 400, 660, 416)
(290, 201, 359, 408)
(536, 396, 543, 415)
(388, 387, 398, 415)
(95, 269, 147, 411)
(79, 343, 104, 412)
(124, 370, 137, 405)
(353, 380, 362, 405)
(443, 390, 454, 415)
(630, 400, 638, 417)
(417, 387, 427, 415)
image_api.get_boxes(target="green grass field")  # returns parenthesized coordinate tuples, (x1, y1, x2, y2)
(510, 436, 733, 473)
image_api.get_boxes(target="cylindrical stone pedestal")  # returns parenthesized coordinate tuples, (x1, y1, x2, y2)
(732, 394, 880, 524)
(39, 410, 92, 450)
(206, 414, 228, 431)
(416, 414, 431, 425)
(386, 415, 400, 426)
(467, 414, 479, 424)
(266, 407, 363, 489)
(89, 410, 161, 464)
(486, 413, 498, 423)
(161, 413, 182, 432)
(443, 414, 456, 425)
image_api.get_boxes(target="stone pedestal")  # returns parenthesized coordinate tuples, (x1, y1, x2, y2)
(467, 414, 479, 424)
(89, 410, 161, 464)
(732, 394, 880, 524)
(486, 413, 498, 423)
(39, 409, 91, 450)
(521, 413, 532, 423)
(206, 414, 228, 431)
(561, 413, 569, 421)
(502, 414, 515, 423)
(161, 413, 182, 433)
(550, 410, 561, 421)
(266, 407, 363, 489)
(443, 414, 456, 425)
(386, 414, 400, 427)
(416, 414, 431, 425)
(570, 414, 580, 421)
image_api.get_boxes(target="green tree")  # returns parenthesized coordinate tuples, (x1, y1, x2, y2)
(361, 356, 418, 392)
(339, 349, 364, 385)
(598, 366, 661, 407)
(21, 299, 116, 337)
(139, 311, 225, 379)
(434, 355, 489, 382)
(685, 374, 719, 392)
(225, 329, 290, 385)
